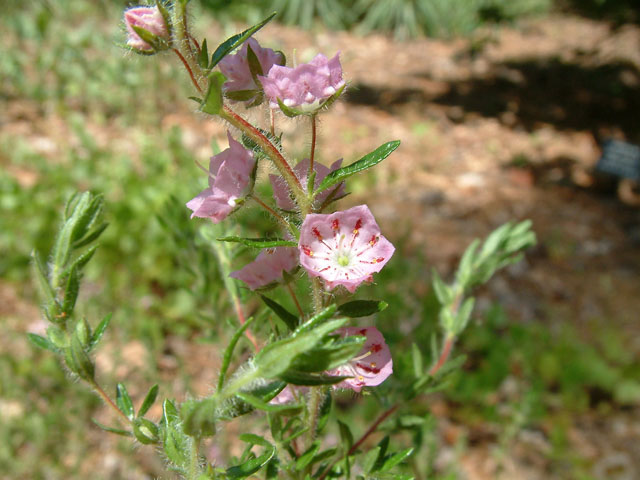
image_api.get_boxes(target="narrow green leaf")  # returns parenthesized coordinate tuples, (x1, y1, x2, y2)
(61, 245, 98, 279)
(116, 383, 135, 420)
(361, 446, 382, 473)
(218, 381, 286, 420)
(198, 38, 209, 68)
(411, 343, 423, 378)
(255, 318, 348, 379)
(218, 236, 297, 248)
(260, 295, 298, 331)
(226, 434, 275, 478)
(210, 13, 276, 68)
(225, 89, 260, 102)
(337, 300, 388, 317)
(27, 333, 59, 353)
(31, 251, 55, 304)
(371, 436, 390, 472)
(236, 392, 303, 414)
(46, 325, 68, 349)
(138, 384, 159, 418)
(61, 266, 80, 317)
(92, 419, 131, 437)
(279, 370, 348, 386)
(431, 269, 451, 305)
(453, 297, 475, 335)
(162, 398, 180, 426)
(296, 443, 320, 470)
(379, 448, 414, 472)
(294, 304, 338, 336)
(89, 313, 111, 351)
(291, 336, 365, 372)
(316, 140, 400, 193)
(131, 25, 161, 50)
(69, 334, 94, 381)
(72, 223, 107, 249)
(133, 418, 160, 444)
(201, 72, 226, 115)
(218, 316, 257, 390)
(276, 98, 303, 118)
(246, 42, 264, 85)
(316, 390, 332, 434)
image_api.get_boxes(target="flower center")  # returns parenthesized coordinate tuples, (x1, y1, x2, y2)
(337, 254, 350, 267)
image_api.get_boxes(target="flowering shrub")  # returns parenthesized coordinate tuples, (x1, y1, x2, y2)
(28, 2, 536, 479)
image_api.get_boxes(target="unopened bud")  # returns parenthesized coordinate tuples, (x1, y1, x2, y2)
(124, 5, 170, 54)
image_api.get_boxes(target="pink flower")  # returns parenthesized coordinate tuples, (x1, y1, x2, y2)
(219, 38, 284, 97)
(230, 247, 299, 290)
(298, 205, 394, 293)
(260, 53, 345, 112)
(186, 132, 255, 223)
(269, 158, 346, 211)
(270, 385, 303, 405)
(330, 327, 392, 392)
(124, 6, 169, 52)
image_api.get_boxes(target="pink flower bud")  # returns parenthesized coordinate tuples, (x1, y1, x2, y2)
(269, 158, 346, 211)
(330, 326, 393, 392)
(260, 53, 345, 113)
(186, 132, 255, 223)
(230, 247, 299, 291)
(298, 205, 395, 293)
(124, 6, 169, 52)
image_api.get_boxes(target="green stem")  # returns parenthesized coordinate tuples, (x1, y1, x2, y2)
(189, 436, 201, 480)
(306, 386, 323, 446)
(172, 0, 203, 86)
(309, 114, 317, 180)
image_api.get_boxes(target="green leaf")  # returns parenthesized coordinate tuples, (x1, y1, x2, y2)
(371, 436, 390, 472)
(116, 383, 135, 420)
(236, 392, 303, 414)
(218, 236, 297, 248)
(138, 384, 159, 418)
(133, 418, 160, 444)
(164, 424, 190, 468)
(226, 434, 275, 478)
(279, 370, 349, 386)
(162, 398, 180, 426)
(69, 333, 94, 381)
(296, 443, 320, 470)
(291, 336, 365, 372)
(316, 140, 400, 193)
(74, 318, 91, 347)
(218, 316, 257, 390)
(31, 251, 55, 304)
(411, 343, 423, 378)
(46, 325, 68, 349)
(218, 381, 287, 420)
(61, 266, 80, 317)
(260, 295, 298, 331)
(61, 245, 98, 279)
(181, 397, 217, 438)
(337, 300, 388, 317)
(379, 448, 414, 472)
(361, 446, 382, 473)
(27, 333, 59, 353)
(294, 304, 338, 336)
(201, 72, 226, 115)
(338, 420, 353, 449)
(131, 25, 162, 50)
(225, 89, 260, 102)
(276, 98, 303, 118)
(209, 13, 276, 68)
(72, 223, 107, 250)
(246, 42, 264, 83)
(453, 297, 475, 335)
(198, 38, 209, 68)
(255, 318, 348, 379)
(91, 419, 131, 437)
(88, 313, 111, 351)
(431, 269, 451, 305)
(316, 390, 332, 434)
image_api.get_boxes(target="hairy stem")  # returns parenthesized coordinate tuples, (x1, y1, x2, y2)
(309, 114, 317, 180)
(429, 335, 455, 376)
(92, 381, 131, 424)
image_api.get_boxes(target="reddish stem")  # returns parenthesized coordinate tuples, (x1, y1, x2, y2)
(429, 336, 454, 376)
(222, 106, 303, 193)
(173, 48, 203, 94)
(188, 34, 200, 53)
(286, 283, 305, 318)
(270, 109, 276, 136)
(232, 297, 259, 351)
(93, 382, 131, 424)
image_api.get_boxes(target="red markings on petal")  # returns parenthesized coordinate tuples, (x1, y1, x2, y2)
(370, 343, 382, 353)
(312, 227, 323, 240)
(302, 245, 314, 257)
(354, 219, 363, 230)
(356, 363, 381, 374)
(332, 219, 339, 231)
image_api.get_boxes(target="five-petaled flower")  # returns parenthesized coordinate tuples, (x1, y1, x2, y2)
(230, 247, 299, 290)
(270, 158, 346, 211)
(186, 131, 255, 223)
(219, 38, 284, 101)
(330, 326, 392, 392)
(260, 53, 345, 113)
(298, 205, 394, 292)
(124, 6, 169, 52)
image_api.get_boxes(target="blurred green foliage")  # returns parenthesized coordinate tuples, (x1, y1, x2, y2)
(200, 0, 552, 39)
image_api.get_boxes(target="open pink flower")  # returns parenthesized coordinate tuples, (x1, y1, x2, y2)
(124, 6, 169, 52)
(219, 38, 284, 96)
(298, 205, 394, 293)
(230, 247, 299, 290)
(186, 132, 255, 223)
(259, 53, 345, 112)
(330, 327, 392, 392)
(269, 158, 346, 211)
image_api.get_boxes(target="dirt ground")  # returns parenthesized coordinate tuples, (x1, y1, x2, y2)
(4, 11, 640, 480)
